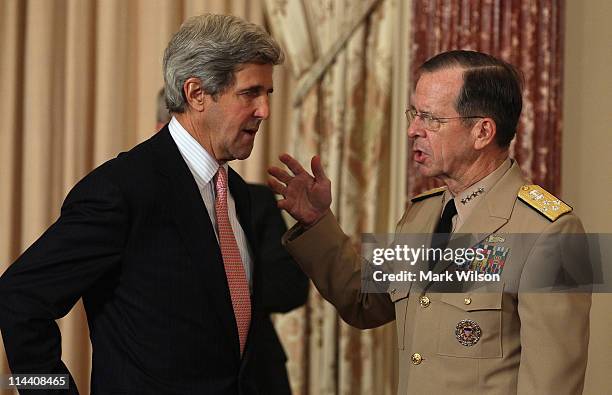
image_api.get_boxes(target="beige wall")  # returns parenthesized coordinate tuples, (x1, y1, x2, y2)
(563, 0, 612, 393)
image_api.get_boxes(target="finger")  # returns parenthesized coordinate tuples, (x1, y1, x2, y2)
(276, 198, 290, 211)
(268, 166, 293, 184)
(311, 155, 329, 182)
(267, 178, 287, 196)
(279, 153, 307, 176)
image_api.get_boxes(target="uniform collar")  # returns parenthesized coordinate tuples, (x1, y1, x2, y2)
(443, 158, 513, 230)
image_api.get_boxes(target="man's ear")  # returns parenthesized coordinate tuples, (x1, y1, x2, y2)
(182, 77, 207, 112)
(473, 118, 497, 150)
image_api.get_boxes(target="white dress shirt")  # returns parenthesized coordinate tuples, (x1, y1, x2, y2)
(168, 116, 253, 287)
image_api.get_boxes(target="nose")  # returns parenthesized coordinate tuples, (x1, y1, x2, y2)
(407, 117, 426, 139)
(254, 96, 270, 120)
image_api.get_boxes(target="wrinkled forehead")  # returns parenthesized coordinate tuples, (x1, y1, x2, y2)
(233, 63, 274, 88)
(411, 67, 465, 113)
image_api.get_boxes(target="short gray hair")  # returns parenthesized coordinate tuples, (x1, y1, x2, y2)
(163, 14, 284, 113)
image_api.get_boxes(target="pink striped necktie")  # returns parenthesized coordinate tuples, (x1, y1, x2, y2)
(214, 166, 251, 355)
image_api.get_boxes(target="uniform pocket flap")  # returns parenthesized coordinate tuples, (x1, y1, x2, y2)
(440, 292, 502, 311)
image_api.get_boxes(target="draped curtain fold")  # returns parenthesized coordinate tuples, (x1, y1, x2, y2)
(264, 1, 409, 394)
(409, 0, 564, 197)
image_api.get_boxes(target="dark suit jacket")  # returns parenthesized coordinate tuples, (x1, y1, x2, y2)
(247, 184, 308, 395)
(0, 127, 285, 394)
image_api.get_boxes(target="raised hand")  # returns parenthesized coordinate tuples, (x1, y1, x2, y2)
(267, 154, 332, 227)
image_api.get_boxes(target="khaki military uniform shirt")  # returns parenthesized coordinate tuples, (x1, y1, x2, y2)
(284, 160, 590, 395)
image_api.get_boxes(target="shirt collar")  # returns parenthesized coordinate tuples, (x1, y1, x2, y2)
(168, 116, 228, 189)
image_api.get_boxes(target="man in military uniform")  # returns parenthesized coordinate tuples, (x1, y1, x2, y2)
(268, 50, 590, 394)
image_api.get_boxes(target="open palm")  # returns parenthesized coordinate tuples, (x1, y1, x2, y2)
(268, 154, 332, 226)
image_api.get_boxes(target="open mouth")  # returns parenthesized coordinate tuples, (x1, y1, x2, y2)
(242, 125, 259, 135)
(413, 149, 426, 163)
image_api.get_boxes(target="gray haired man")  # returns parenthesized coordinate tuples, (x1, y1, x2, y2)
(0, 14, 284, 394)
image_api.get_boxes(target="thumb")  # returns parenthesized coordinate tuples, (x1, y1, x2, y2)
(311, 155, 328, 181)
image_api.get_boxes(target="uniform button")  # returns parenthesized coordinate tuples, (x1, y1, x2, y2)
(464, 297, 472, 305)
(411, 353, 423, 365)
(419, 295, 430, 308)
(390, 288, 397, 295)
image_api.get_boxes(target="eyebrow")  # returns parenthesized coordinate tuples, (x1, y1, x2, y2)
(237, 85, 274, 94)
(408, 105, 433, 116)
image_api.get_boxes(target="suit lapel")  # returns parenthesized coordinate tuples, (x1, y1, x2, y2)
(149, 128, 240, 357)
(396, 196, 445, 295)
(227, 169, 257, 260)
(454, 161, 525, 239)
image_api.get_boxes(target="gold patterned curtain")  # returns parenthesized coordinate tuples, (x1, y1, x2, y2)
(264, 1, 411, 394)
(0, 1, 290, 394)
(409, 0, 564, 196)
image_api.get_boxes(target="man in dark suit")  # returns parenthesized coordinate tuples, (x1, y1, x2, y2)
(0, 14, 287, 394)
(157, 90, 309, 395)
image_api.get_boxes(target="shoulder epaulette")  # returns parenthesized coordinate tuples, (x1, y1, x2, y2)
(518, 185, 572, 221)
(411, 186, 446, 203)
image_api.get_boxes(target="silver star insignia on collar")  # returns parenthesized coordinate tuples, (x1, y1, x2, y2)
(460, 187, 484, 205)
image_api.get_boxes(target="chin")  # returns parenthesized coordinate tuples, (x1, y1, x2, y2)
(234, 147, 254, 161)
(414, 163, 440, 178)
(414, 162, 430, 175)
